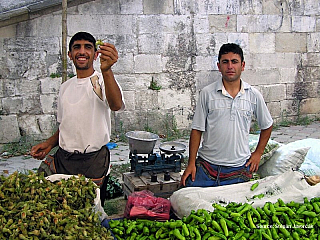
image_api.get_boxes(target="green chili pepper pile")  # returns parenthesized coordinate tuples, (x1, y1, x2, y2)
(109, 197, 320, 240)
(0, 171, 113, 240)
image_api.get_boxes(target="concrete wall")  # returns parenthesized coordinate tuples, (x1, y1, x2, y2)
(0, 0, 320, 144)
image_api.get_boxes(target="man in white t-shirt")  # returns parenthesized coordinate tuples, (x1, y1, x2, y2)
(180, 43, 273, 187)
(30, 32, 125, 205)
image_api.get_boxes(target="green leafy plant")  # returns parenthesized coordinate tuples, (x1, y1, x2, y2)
(149, 77, 162, 90)
(106, 175, 123, 199)
(49, 73, 61, 78)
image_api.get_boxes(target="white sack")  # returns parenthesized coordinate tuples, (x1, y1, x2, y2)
(46, 174, 107, 221)
(170, 170, 320, 219)
(257, 146, 309, 178)
(295, 138, 320, 176)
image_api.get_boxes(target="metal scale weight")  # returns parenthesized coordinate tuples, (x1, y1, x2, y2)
(122, 131, 186, 198)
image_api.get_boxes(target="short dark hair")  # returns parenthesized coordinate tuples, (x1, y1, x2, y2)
(218, 43, 244, 62)
(68, 32, 97, 52)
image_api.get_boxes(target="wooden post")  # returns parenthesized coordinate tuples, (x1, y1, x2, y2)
(61, 0, 68, 83)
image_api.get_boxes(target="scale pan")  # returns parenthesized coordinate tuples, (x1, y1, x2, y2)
(159, 141, 186, 154)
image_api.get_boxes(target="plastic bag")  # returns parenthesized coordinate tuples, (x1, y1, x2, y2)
(124, 190, 171, 221)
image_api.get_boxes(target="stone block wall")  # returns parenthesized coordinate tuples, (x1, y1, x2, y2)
(0, 0, 320, 145)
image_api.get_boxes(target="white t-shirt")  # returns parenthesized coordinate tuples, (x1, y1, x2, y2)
(57, 71, 124, 153)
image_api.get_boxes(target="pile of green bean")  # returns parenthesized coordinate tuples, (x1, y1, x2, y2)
(0, 171, 113, 240)
(109, 197, 320, 240)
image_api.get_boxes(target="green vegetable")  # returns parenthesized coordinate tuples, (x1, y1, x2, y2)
(250, 181, 259, 191)
(0, 171, 113, 239)
(172, 228, 185, 240)
(219, 218, 229, 237)
(95, 39, 104, 48)
(106, 197, 320, 240)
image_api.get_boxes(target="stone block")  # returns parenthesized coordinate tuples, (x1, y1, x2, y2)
(242, 68, 280, 86)
(194, 15, 209, 34)
(208, 15, 237, 33)
(114, 74, 137, 91)
(138, 33, 164, 54)
(122, 91, 135, 111)
(195, 33, 228, 57)
(15, 79, 40, 96)
(286, 83, 296, 100)
(194, 56, 215, 71)
(279, 68, 297, 84)
(197, 0, 240, 14)
(262, 1, 283, 14)
(134, 90, 158, 110)
(194, 71, 221, 91)
(292, 16, 316, 32)
(119, 0, 143, 14)
(300, 98, 320, 114)
(143, 0, 174, 14)
(166, 71, 195, 91)
(162, 56, 191, 72)
(2, 97, 22, 114)
(302, 53, 320, 67)
(249, 33, 275, 53)
(40, 77, 61, 94)
(266, 101, 281, 118)
(251, 53, 298, 69)
(138, 15, 162, 34)
(134, 54, 162, 73)
(1, 95, 41, 115)
(68, 15, 134, 35)
(239, 0, 262, 14)
(258, 84, 286, 102)
(40, 94, 58, 114)
(317, 18, 320, 32)
(0, 24, 16, 38)
(280, 100, 299, 117)
(0, 115, 20, 143)
(304, 0, 320, 15)
(158, 73, 175, 89)
(174, 0, 200, 15)
(291, 81, 319, 99)
(158, 88, 191, 110)
(18, 115, 57, 141)
(227, 33, 249, 53)
(275, 33, 307, 53)
(307, 33, 320, 52)
(113, 53, 134, 74)
(302, 67, 320, 82)
(0, 80, 3, 98)
(75, 0, 120, 15)
(33, 15, 62, 37)
(237, 15, 291, 33)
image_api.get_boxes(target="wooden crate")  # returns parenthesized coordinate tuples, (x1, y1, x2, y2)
(122, 171, 182, 199)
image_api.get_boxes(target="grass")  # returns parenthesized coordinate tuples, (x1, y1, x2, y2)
(103, 197, 127, 217)
(0, 136, 41, 158)
(110, 163, 131, 180)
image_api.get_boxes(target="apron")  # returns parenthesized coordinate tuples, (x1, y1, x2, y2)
(38, 145, 110, 187)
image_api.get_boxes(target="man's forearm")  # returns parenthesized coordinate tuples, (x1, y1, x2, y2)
(102, 69, 123, 111)
(254, 125, 273, 155)
(188, 129, 202, 165)
(46, 129, 59, 148)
